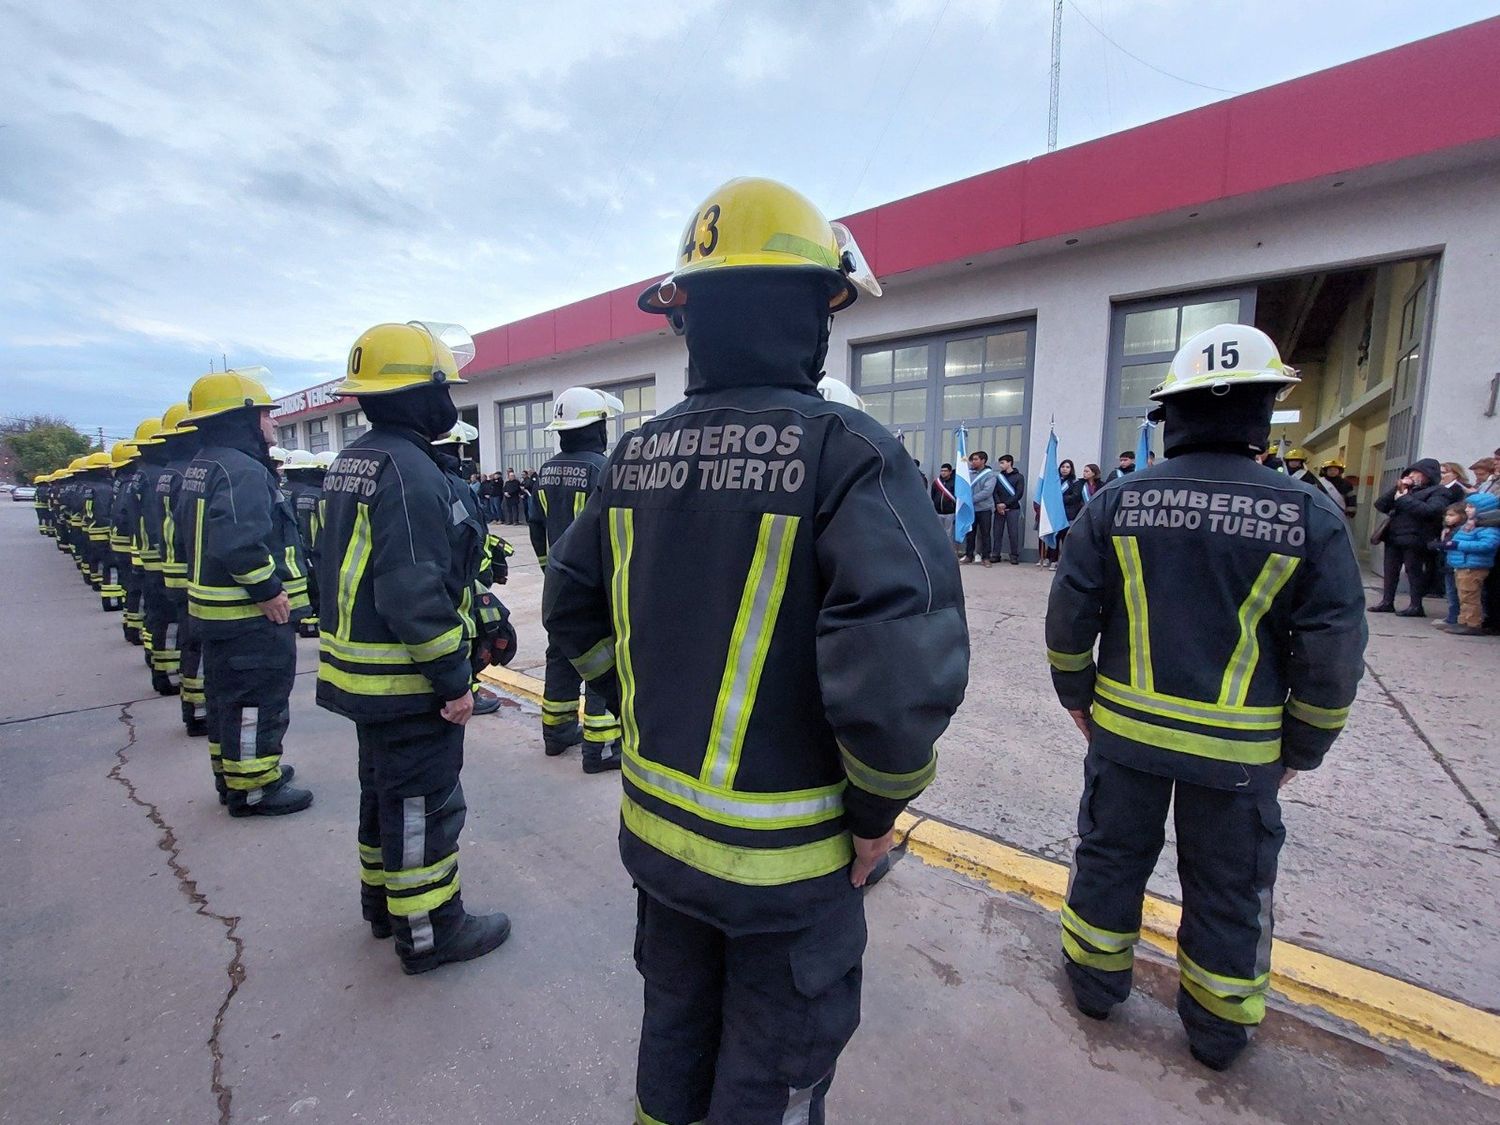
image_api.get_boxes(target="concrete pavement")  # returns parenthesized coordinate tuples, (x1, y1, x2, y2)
(3, 505, 1498, 1124)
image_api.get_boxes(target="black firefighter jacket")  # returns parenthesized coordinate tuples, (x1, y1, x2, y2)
(544, 386, 970, 935)
(1045, 451, 1367, 793)
(175, 443, 310, 639)
(141, 458, 191, 597)
(286, 478, 324, 568)
(315, 427, 480, 722)
(111, 468, 144, 563)
(528, 445, 607, 567)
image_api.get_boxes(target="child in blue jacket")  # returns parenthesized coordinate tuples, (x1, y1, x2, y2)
(1444, 491, 1500, 634)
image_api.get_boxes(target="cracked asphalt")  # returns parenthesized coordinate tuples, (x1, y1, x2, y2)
(3, 506, 1498, 1124)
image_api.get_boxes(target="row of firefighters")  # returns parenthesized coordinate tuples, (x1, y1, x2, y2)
(26, 175, 1368, 1124)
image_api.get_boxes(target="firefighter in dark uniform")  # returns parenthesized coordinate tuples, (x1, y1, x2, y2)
(53, 461, 80, 562)
(529, 385, 626, 772)
(1319, 458, 1358, 520)
(67, 456, 94, 575)
(176, 369, 313, 816)
(316, 321, 510, 975)
(80, 451, 119, 606)
(139, 403, 202, 712)
(1045, 324, 1367, 1071)
(113, 422, 157, 644)
(34, 472, 53, 535)
(1282, 447, 1317, 488)
(281, 448, 327, 639)
(544, 178, 969, 1123)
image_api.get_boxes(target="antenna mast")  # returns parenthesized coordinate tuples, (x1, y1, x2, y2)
(1048, 0, 1063, 151)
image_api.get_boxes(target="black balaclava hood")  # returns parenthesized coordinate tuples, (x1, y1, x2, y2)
(559, 418, 608, 455)
(359, 384, 458, 442)
(140, 440, 171, 466)
(681, 271, 832, 395)
(195, 407, 275, 470)
(1158, 384, 1280, 459)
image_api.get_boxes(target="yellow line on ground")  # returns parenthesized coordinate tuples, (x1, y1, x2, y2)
(477, 664, 545, 704)
(895, 811, 1500, 1085)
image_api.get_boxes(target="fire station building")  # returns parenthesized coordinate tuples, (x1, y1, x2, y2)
(274, 19, 1500, 564)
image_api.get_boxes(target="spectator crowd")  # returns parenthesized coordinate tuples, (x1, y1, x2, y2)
(925, 443, 1500, 636)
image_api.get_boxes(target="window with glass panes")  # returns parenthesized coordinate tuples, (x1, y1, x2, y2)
(603, 380, 656, 448)
(853, 321, 1035, 478)
(497, 396, 552, 473)
(1106, 290, 1255, 463)
(306, 417, 330, 453)
(276, 424, 298, 450)
(339, 409, 367, 448)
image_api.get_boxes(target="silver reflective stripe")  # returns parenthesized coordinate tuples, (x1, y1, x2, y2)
(385, 855, 458, 890)
(705, 514, 797, 788)
(403, 796, 426, 870)
(164, 623, 179, 649)
(403, 795, 433, 953)
(1254, 884, 1275, 983)
(242, 708, 262, 803)
(409, 913, 434, 955)
(782, 1079, 819, 1125)
(623, 755, 843, 823)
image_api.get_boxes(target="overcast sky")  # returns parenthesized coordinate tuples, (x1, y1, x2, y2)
(2, 0, 1494, 441)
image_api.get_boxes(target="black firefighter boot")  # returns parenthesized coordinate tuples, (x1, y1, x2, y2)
(543, 717, 583, 758)
(401, 912, 512, 976)
(582, 739, 622, 775)
(227, 776, 313, 818)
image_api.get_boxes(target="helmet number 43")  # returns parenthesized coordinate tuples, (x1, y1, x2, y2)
(681, 204, 721, 262)
(1202, 340, 1240, 370)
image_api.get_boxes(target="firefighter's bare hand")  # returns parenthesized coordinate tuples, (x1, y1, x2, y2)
(441, 691, 474, 726)
(850, 831, 894, 888)
(1279, 767, 1299, 789)
(1068, 708, 1092, 742)
(257, 592, 291, 624)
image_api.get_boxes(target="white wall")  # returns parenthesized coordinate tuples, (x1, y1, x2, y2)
(452, 155, 1500, 476)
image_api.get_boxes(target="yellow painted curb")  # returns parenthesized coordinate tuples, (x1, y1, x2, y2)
(477, 664, 544, 704)
(896, 811, 1500, 1085)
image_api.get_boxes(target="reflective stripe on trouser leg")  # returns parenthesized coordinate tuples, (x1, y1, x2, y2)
(220, 705, 286, 799)
(384, 786, 466, 957)
(582, 683, 621, 745)
(1062, 757, 1171, 1013)
(541, 640, 584, 739)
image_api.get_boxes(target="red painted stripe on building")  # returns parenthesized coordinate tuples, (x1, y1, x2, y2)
(468, 18, 1500, 377)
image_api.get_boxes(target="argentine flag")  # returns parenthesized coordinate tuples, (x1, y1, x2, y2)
(1134, 416, 1153, 470)
(1037, 426, 1070, 548)
(953, 425, 974, 545)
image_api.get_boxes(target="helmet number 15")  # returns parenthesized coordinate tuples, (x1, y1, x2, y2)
(1202, 340, 1239, 371)
(681, 204, 721, 263)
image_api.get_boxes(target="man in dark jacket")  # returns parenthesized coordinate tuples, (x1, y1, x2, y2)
(1104, 450, 1136, 483)
(1046, 324, 1366, 1072)
(545, 177, 968, 1122)
(177, 369, 313, 816)
(501, 469, 523, 524)
(1370, 457, 1447, 616)
(528, 386, 624, 772)
(317, 321, 510, 975)
(991, 453, 1026, 564)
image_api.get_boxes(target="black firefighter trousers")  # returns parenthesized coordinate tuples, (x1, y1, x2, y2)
(632, 887, 866, 1125)
(1062, 754, 1286, 1067)
(356, 712, 467, 965)
(202, 618, 295, 808)
(541, 640, 620, 762)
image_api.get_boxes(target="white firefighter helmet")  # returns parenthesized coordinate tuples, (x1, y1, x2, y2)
(282, 448, 318, 470)
(816, 376, 865, 411)
(434, 420, 479, 447)
(1151, 324, 1299, 402)
(546, 386, 625, 432)
(268, 445, 290, 464)
(311, 451, 336, 470)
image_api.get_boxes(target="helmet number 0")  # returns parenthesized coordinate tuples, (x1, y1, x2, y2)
(350, 346, 363, 374)
(1202, 340, 1239, 371)
(681, 204, 721, 262)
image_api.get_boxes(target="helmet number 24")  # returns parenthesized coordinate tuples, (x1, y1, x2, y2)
(681, 204, 721, 262)
(1202, 340, 1240, 371)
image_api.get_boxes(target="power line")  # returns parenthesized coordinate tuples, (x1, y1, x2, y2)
(1065, 0, 1241, 97)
